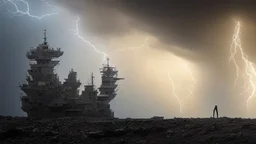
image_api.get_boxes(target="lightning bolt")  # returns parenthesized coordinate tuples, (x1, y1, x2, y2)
(168, 72, 182, 113)
(167, 57, 196, 114)
(185, 63, 196, 98)
(70, 16, 149, 63)
(3, 0, 148, 63)
(69, 16, 109, 61)
(229, 21, 256, 110)
(2, 0, 57, 19)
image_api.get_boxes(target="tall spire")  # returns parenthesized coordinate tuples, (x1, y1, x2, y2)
(43, 29, 47, 45)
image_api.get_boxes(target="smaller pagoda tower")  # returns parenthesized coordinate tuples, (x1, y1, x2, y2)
(97, 58, 124, 117)
(80, 73, 98, 103)
(80, 73, 98, 115)
(63, 69, 81, 99)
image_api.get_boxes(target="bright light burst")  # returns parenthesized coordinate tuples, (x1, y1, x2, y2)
(229, 21, 256, 109)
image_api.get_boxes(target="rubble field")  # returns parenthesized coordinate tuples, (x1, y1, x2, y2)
(1, 116, 256, 144)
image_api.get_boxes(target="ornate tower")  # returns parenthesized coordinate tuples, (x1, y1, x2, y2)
(97, 58, 124, 117)
(20, 29, 64, 118)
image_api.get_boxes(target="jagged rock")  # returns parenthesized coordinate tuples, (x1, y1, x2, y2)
(87, 130, 104, 138)
(166, 129, 174, 135)
(199, 128, 209, 135)
(44, 130, 59, 136)
(137, 140, 147, 144)
(87, 129, 128, 138)
(153, 127, 166, 132)
(182, 132, 193, 137)
(50, 135, 60, 142)
(113, 138, 126, 144)
(32, 128, 39, 133)
(80, 131, 88, 139)
(107, 128, 128, 137)
(242, 123, 255, 130)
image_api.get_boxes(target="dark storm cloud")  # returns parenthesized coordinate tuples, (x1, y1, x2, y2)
(56, 0, 256, 117)
(58, 0, 256, 63)
(57, 0, 135, 37)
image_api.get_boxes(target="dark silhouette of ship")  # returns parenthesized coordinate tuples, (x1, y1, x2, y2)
(20, 30, 124, 119)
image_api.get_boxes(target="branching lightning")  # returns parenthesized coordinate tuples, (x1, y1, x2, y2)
(69, 17, 109, 61)
(69, 16, 149, 63)
(229, 21, 256, 109)
(3, 0, 57, 19)
(3, 0, 149, 62)
(167, 58, 196, 114)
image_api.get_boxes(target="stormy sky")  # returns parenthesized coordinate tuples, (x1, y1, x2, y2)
(2, 0, 256, 118)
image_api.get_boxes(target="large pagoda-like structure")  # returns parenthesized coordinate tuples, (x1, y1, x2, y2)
(20, 30, 124, 119)
(20, 29, 64, 118)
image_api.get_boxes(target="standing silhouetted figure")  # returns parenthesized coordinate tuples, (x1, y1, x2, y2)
(213, 105, 218, 118)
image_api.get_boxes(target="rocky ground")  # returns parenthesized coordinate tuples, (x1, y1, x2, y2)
(1, 116, 256, 144)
